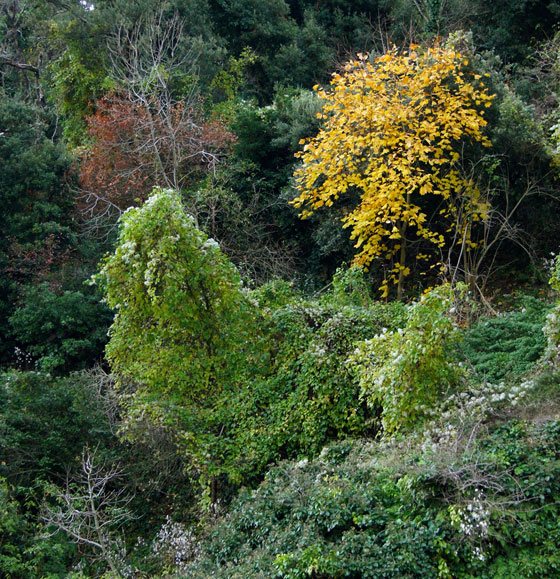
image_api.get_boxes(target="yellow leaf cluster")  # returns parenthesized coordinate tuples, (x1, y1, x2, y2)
(292, 45, 493, 294)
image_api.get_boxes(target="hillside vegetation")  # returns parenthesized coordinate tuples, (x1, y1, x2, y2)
(1, 1, 559, 577)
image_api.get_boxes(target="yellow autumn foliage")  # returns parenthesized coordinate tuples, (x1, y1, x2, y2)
(292, 45, 494, 297)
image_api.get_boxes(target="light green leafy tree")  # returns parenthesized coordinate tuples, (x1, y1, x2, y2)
(96, 188, 257, 499)
(544, 255, 560, 367)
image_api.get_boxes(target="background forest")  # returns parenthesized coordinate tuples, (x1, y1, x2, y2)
(1, 0, 560, 577)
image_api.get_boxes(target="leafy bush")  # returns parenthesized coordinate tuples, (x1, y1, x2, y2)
(0, 475, 76, 578)
(186, 440, 446, 578)
(463, 296, 551, 381)
(543, 256, 560, 367)
(0, 371, 113, 489)
(0, 477, 29, 576)
(9, 283, 111, 373)
(0, 371, 116, 576)
(325, 265, 374, 308)
(187, 418, 560, 578)
(229, 294, 406, 481)
(350, 284, 465, 433)
(96, 187, 259, 491)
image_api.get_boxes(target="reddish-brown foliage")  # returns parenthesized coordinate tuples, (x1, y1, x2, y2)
(78, 93, 235, 228)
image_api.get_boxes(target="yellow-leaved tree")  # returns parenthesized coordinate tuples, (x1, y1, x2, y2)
(292, 44, 494, 298)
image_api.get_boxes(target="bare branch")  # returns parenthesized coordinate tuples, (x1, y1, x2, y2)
(0, 54, 39, 75)
(43, 447, 134, 575)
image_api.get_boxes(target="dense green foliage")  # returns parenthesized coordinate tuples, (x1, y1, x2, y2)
(463, 296, 551, 381)
(544, 256, 560, 367)
(0, 372, 112, 488)
(230, 279, 406, 479)
(0, 98, 75, 363)
(0, 371, 113, 575)
(96, 188, 258, 491)
(9, 284, 111, 373)
(350, 284, 465, 432)
(188, 420, 560, 578)
(1, 0, 560, 576)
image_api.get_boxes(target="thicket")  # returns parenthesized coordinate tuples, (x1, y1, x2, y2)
(187, 421, 560, 578)
(462, 296, 551, 382)
(1, 0, 560, 576)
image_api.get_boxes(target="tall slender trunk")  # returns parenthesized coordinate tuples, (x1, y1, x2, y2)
(397, 227, 407, 301)
(396, 193, 411, 301)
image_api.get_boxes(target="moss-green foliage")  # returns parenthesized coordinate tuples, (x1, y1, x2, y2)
(188, 419, 560, 578)
(350, 285, 464, 433)
(481, 421, 560, 578)
(230, 290, 406, 480)
(463, 296, 551, 382)
(48, 47, 112, 146)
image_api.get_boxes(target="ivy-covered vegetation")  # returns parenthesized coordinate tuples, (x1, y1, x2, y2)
(1, 0, 559, 576)
(187, 421, 560, 578)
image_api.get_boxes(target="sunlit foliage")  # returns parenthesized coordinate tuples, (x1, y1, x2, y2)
(293, 45, 494, 297)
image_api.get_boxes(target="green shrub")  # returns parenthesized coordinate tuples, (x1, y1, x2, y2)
(229, 297, 406, 481)
(0, 371, 115, 576)
(0, 475, 74, 578)
(350, 284, 464, 434)
(187, 419, 560, 578)
(9, 283, 111, 373)
(325, 265, 373, 308)
(462, 296, 551, 382)
(96, 188, 259, 492)
(543, 256, 560, 367)
(251, 278, 300, 310)
(0, 371, 113, 489)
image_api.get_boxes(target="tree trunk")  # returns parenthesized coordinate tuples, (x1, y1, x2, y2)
(397, 220, 408, 301)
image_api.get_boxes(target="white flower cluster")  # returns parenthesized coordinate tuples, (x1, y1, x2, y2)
(13, 346, 32, 370)
(421, 380, 535, 454)
(202, 237, 220, 251)
(456, 489, 490, 561)
(295, 458, 309, 469)
(543, 307, 560, 368)
(444, 378, 535, 419)
(152, 516, 200, 572)
(119, 240, 137, 265)
(420, 422, 457, 454)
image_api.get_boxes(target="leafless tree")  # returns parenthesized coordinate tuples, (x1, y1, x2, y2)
(410, 0, 477, 36)
(186, 179, 299, 283)
(78, 10, 233, 237)
(44, 447, 134, 576)
(108, 12, 197, 188)
(442, 157, 556, 306)
(84, 366, 121, 435)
